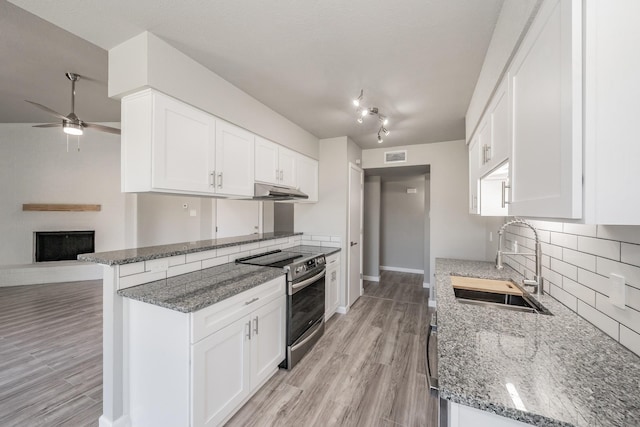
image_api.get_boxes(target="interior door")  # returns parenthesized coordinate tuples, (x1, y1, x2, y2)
(348, 163, 363, 307)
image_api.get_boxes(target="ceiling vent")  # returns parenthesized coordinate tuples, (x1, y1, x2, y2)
(384, 150, 407, 164)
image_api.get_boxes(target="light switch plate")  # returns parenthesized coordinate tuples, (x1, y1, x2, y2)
(609, 273, 626, 309)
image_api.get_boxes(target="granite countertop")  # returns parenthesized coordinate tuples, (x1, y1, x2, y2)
(436, 258, 640, 427)
(118, 263, 285, 313)
(78, 232, 301, 266)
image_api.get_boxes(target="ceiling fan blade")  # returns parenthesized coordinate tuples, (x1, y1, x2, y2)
(25, 100, 69, 122)
(83, 122, 121, 135)
(33, 123, 62, 128)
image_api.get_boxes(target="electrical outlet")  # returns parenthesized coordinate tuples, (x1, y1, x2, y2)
(190, 209, 197, 217)
(609, 273, 626, 308)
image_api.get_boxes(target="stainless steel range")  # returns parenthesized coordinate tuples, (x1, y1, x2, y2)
(236, 249, 326, 370)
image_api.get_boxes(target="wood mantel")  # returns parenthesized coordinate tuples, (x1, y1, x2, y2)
(22, 204, 101, 212)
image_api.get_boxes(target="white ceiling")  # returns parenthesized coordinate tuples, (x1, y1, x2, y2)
(5, 0, 504, 149)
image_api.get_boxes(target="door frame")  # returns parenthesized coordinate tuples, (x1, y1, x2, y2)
(347, 162, 364, 307)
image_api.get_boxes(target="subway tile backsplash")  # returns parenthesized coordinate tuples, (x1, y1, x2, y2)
(504, 220, 640, 357)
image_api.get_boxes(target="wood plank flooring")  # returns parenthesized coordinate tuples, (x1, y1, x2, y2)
(0, 271, 437, 427)
(227, 270, 438, 427)
(0, 280, 103, 427)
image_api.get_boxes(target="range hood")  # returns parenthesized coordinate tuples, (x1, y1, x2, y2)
(253, 183, 309, 200)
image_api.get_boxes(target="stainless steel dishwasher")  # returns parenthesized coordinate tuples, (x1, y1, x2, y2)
(426, 311, 449, 426)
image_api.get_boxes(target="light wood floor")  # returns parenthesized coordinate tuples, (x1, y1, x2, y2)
(227, 270, 438, 427)
(0, 280, 103, 427)
(0, 271, 436, 427)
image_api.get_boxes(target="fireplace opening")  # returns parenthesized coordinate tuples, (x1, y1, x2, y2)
(34, 231, 95, 262)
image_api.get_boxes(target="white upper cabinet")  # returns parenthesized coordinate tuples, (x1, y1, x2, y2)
(486, 80, 509, 173)
(121, 89, 254, 198)
(508, 0, 583, 219)
(296, 154, 319, 203)
(254, 136, 298, 188)
(582, 0, 640, 224)
(468, 136, 481, 215)
(215, 120, 255, 197)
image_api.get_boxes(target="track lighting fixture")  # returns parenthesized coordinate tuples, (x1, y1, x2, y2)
(353, 89, 363, 107)
(352, 89, 391, 143)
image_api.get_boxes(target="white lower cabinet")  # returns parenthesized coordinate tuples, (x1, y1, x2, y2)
(325, 253, 340, 320)
(126, 276, 286, 427)
(448, 401, 532, 427)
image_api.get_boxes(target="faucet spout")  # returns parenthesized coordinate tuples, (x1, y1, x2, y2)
(495, 218, 543, 298)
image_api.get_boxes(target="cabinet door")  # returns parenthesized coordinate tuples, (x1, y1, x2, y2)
(152, 92, 216, 194)
(278, 147, 298, 188)
(215, 120, 255, 196)
(254, 136, 279, 185)
(477, 115, 493, 176)
(250, 297, 285, 389)
(490, 81, 509, 169)
(468, 137, 481, 215)
(296, 154, 319, 202)
(192, 315, 251, 427)
(326, 263, 340, 320)
(509, 0, 582, 218)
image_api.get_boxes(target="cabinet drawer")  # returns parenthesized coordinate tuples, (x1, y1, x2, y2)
(191, 276, 285, 344)
(326, 253, 340, 266)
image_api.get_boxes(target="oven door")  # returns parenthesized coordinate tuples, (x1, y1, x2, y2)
(287, 268, 325, 346)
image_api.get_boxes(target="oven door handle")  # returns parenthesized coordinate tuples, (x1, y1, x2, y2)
(290, 268, 326, 295)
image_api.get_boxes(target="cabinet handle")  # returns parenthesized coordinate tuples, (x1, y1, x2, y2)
(486, 145, 491, 162)
(280, 170, 284, 181)
(253, 317, 259, 335)
(501, 181, 511, 208)
(245, 297, 259, 305)
(481, 145, 486, 164)
(217, 172, 223, 188)
(246, 320, 252, 340)
(210, 171, 215, 187)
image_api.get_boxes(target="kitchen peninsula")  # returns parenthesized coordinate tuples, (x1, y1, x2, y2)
(78, 232, 338, 427)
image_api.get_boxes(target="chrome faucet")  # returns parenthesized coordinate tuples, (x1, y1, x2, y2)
(496, 218, 543, 298)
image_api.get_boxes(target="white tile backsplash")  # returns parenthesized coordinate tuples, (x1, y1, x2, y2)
(620, 325, 640, 356)
(577, 236, 620, 260)
(550, 232, 578, 250)
(621, 243, 640, 266)
(506, 221, 640, 357)
(562, 248, 596, 272)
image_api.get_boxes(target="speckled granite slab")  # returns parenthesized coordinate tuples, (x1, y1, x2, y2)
(117, 263, 284, 313)
(435, 258, 640, 427)
(77, 232, 301, 266)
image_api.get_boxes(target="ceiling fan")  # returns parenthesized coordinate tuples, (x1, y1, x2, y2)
(26, 72, 121, 136)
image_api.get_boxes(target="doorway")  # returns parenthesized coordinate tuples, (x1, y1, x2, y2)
(362, 165, 430, 284)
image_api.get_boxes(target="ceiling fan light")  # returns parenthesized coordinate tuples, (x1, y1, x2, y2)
(63, 122, 83, 136)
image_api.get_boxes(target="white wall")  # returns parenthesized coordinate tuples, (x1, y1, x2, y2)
(0, 123, 126, 265)
(380, 175, 425, 271)
(362, 140, 490, 291)
(465, 0, 540, 142)
(109, 32, 319, 159)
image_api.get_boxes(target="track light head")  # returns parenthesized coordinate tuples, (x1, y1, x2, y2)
(357, 117, 363, 124)
(353, 89, 363, 107)
(382, 127, 390, 136)
(377, 134, 383, 143)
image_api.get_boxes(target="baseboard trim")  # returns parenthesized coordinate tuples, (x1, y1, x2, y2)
(336, 306, 349, 315)
(363, 275, 380, 282)
(99, 414, 131, 427)
(380, 265, 425, 274)
(423, 282, 430, 288)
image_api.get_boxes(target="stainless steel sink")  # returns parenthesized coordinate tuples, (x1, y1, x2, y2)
(454, 285, 552, 315)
